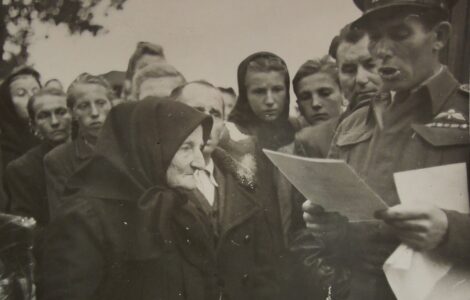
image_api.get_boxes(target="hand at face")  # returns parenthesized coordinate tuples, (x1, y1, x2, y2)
(375, 203, 448, 251)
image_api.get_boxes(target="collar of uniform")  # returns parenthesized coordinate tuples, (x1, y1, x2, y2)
(411, 65, 444, 94)
(74, 135, 95, 160)
(366, 91, 392, 127)
(367, 67, 459, 125)
(416, 66, 459, 115)
(203, 158, 219, 187)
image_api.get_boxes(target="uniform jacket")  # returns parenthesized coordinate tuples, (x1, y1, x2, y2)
(40, 148, 279, 300)
(295, 116, 341, 159)
(4, 143, 53, 225)
(325, 67, 470, 300)
(43, 136, 94, 219)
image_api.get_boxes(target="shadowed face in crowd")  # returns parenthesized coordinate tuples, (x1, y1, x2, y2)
(245, 71, 287, 122)
(32, 94, 72, 145)
(138, 76, 185, 100)
(10, 75, 41, 120)
(296, 72, 342, 126)
(337, 35, 382, 104)
(177, 83, 225, 158)
(72, 83, 112, 140)
(166, 125, 206, 190)
(366, 12, 449, 91)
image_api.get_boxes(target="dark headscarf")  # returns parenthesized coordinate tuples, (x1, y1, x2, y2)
(66, 97, 212, 259)
(0, 67, 41, 166)
(228, 51, 295, 150)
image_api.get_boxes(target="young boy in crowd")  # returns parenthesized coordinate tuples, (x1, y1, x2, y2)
(44, 73, 114, 219)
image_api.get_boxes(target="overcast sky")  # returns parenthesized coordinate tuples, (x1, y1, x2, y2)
(29, 0, 361, 90)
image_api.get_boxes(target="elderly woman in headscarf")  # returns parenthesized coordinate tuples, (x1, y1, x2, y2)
(40, 97, 275, 300)
(0, 67, 41, 170)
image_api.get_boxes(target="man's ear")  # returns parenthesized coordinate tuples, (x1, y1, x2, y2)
(432, 21, 452, 51)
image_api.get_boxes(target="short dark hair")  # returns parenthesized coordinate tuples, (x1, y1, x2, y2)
(329, 23, 367, 59)
(218, 87, 236, 97)
(292, 56, 339, 97)
(27, 87, 66, 121)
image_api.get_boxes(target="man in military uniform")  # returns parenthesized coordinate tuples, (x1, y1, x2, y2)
(301, 0, 469, 299)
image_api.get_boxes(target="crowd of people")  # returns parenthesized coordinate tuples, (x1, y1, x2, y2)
(0, 0, 469, 299)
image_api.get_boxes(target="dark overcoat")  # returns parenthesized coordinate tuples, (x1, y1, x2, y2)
(40, 151, 279, 300)
(43, 137, 93, 219)
(4, 142, 52, 225)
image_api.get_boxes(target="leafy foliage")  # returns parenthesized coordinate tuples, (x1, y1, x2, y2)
(0, 0, 127, 76)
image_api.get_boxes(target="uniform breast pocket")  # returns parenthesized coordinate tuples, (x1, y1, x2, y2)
(411, 124, 470, 165)
(335, 128, 373, 148)
(332, 126, 373, 162)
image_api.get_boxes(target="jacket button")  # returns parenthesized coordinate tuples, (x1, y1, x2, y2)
(241, 273, 249, 284)
(243, 234, 251, 244)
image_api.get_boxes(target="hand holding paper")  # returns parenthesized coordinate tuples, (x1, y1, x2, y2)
(263, 149, 388, 221)
(302, 200, 348, 234)
(383, 163, 470, 300)
(376, 202, 449, 251)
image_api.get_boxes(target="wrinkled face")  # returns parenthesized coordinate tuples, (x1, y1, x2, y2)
(337, 36, 382, 105)
(33, 94, 72, 144)
(72, 84, 112, 140)
(221, 92, 237, 120)
(138, 76, 185, 100)
(166, 126, 206, 190)
(296, 73, 343, 126)
(10, 75, 41, 120)
(367, 14, 441, 91)
(245, 71, 287, 122)
(178, 84, 225, 157)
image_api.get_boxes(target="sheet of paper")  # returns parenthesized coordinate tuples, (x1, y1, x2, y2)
(384, 163, 469, 300)
(263, 149, 388, 221)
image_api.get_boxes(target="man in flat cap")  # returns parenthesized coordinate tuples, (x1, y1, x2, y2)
(302, 0, 469, 299)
